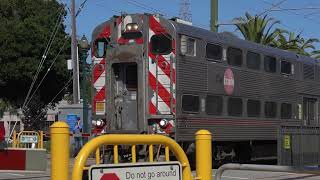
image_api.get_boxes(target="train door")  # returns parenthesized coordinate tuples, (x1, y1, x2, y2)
(303, 97, 317, 126)
(112, 63, 138, 130)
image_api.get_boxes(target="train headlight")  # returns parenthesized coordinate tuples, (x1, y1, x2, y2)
(133, 23, 138, 30)
(126, 23, 138, 31)
(159, 119, 168, 129)
(96, 119, 104, 127)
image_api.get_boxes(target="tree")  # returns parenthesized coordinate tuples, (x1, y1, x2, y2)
(270, 31, 301, 52)
(233, 12, 283, 45)
(234, 12, 320, 58)
(271, 31, 319, 56)
(0, 0, 71, 128)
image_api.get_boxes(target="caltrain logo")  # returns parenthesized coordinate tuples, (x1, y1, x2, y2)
(224, 68, 234, 95)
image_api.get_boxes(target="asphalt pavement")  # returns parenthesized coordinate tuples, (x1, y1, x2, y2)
(1, 157, 320, 180)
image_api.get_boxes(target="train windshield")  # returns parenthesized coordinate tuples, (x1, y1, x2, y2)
(151, 33, 172, 55)
(94, 38, 109, 58)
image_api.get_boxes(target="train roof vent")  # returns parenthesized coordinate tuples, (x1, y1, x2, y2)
(303, 63, 315, 80)
(171, 17, 192, 26)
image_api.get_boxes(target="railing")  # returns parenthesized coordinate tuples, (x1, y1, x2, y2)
(12, 130, 43, 149)
(215, 163, 320, 180)
(50, 122, 212, 180)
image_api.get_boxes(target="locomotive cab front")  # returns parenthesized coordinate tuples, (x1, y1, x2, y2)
(107, 44, 142, 132)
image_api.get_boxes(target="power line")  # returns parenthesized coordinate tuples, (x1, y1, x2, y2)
(260, 0, 320, 25)
(217, 0, 288, 26)
(121, 0, 170, 17)
(24, 38, 69, 109)
(8, 76, 73, 141)
(76, 0, 89, 17)
(32, 77, 73, 123)
(22, 7, 65, 110)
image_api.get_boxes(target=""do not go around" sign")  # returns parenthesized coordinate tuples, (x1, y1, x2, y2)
(89, 161, 182, 180)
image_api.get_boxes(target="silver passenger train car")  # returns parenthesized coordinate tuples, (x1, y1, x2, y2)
(91, 13, 320, 165)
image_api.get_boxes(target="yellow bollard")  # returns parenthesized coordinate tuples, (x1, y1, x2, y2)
(12, 130, 17, 148)
(114, 145, 119, 164)
(131, 145, 136, 163)
(40, 131, 44, 149)
(50, 121, 70, 180)
(195, 130, 212, 180)
(95, 147, 100, 165)
(149, 145, 154, 162)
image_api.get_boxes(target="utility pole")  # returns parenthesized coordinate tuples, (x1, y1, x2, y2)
(210, 0, 218, 32)
(71, 0, 79, 104)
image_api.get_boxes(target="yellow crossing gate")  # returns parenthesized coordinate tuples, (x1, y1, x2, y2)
(50, 122, 212, 180)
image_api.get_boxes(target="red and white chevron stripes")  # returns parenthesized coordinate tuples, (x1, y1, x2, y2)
(92, 25, 110, 115)
(148, 16, 176, 115)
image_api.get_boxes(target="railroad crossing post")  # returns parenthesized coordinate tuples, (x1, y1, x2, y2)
(50, 122, 70, 180)
(195, 130, 212, 180)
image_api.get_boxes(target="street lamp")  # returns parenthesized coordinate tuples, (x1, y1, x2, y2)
(79, 35, 90, 142)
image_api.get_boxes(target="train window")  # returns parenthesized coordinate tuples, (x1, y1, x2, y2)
(247, 99, 260, 117)
(227, 47, 242, 66)
(228, 97, 242, 116)
(151, 33, 172, 55)
(264, 55, 276, 73)
(265, 101, 277, 118)
(182, 95, 199, 113)
(206, 95, 223, 115)
(186, 38, 196, 56)
(125, 64, 137, 90)
(247, 51, 261, 70)
(281, 103, 292, 119)
(94, 39, 109, 58)
(281, 60, 292, 75)
(206, 43, 222, 61)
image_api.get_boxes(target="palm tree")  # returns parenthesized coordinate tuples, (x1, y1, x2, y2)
(233, 12, 284, 45)
(270, 31, 301, 52)
(311, 50, 320, 59)
(299, 37, 319, 56)
(272, 31, 319, 56)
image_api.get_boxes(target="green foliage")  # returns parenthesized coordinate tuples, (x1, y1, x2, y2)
(271, 31, 319, 56)
(233, 12, 283, 45)
(234, 12, 320, 58)
(0, 0, 71, 107)
(0, 0, 71, 129)
(22, 94, 46, 130)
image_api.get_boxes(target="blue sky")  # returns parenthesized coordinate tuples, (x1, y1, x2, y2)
(61, 0, 320, 47)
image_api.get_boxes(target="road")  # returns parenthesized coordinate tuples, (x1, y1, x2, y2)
(1, 159, 320, 180)
(212, 169, 320, 180)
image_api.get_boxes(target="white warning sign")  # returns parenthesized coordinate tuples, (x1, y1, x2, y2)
(89, 161, 181, 180)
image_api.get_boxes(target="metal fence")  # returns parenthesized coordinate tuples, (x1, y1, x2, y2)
(278, 125, 320, 167)
(12, 130, 44, 149)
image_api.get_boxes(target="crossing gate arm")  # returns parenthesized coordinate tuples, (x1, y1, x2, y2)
(215, 163, 320, 180)
(72, 134, 193, 180)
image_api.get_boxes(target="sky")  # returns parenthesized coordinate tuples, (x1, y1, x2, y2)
(60, 0, 320, 48)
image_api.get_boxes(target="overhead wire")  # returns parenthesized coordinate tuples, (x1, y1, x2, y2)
(22, 7, 65, 110)
(14, 0, 88, 135)
(24, 38, 69, 109)
(9, 3, 68, 140)
(76, 0, 89, 17)
(32, 76, 73, 123)
(260, 0, 320, 25)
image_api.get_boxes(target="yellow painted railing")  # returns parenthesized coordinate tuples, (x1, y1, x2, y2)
(12, 130, 44, 149)
(50, 121, 212, 180)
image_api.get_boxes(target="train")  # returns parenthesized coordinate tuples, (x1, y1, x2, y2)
(90, 13, 320, 165)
